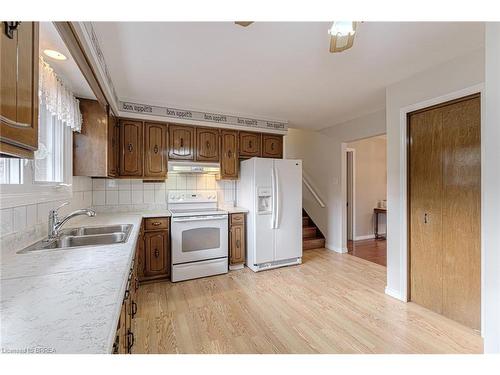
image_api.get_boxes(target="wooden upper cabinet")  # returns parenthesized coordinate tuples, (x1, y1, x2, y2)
(220, 130, 239, 179)
(0, 22, 39, 158)
(144, 122, 168, 178)
(107, 110, 118, 177)
(119, 119, 143, 176)
(239, 131, 261, 158)
(74, 99, 118, 177)
(169, 125, 194, 160)
(196, 127, 219, 162)
(262, 134, 283, 158)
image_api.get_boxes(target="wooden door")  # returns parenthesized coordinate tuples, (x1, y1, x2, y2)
(441, 96, 481, 329)
(239, 131, 261, 158)
(230, 224, 245, 265)
(409, 108, 444, 315)
(0, 22, 39, 158)
(196, 127, 219, 162)
(144, 122, 168, 178)
(169, 125, 194, 160)
(409, 94, 481, 330)
(120, 120, 143, 176)
(221, 130, 239, 179)
(144, 231, 168, 277)
(262, 134, 283, 158)
(107, 109, 118, 177)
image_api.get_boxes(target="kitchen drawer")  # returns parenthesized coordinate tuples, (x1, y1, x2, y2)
(144, 217, 169, 231)
(230, 213, 245, 225)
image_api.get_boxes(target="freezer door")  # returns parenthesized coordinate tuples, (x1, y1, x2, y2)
(254, 158, 275, 264)
(274, 159, 303, 260)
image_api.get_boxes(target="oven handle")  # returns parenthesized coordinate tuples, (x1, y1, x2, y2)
(172, 215, 228, 222)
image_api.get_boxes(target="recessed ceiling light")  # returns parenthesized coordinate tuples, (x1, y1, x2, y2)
(43, 49, 67, 61)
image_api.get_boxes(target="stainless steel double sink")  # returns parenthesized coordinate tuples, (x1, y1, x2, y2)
(17, 224, 133, 253)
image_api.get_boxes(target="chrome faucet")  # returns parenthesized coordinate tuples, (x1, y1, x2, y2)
(48, 202, 96, 240)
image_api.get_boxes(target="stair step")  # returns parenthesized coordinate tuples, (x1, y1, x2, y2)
(303, 226, 317, 238)
(303, 237, 325, 250)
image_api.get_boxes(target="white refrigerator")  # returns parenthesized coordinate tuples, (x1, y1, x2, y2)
(238, 157, 303, 272)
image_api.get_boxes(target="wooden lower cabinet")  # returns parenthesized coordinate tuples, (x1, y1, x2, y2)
(229, 213, 246, 266)
(114, 237, 140, 354)
(137, 217, 170, 282)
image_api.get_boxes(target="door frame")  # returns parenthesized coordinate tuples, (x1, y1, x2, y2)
(399, 83, 484, 334)
(345, 148, 356, 242)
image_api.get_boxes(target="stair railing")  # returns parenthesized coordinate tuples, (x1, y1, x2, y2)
(302, 171, 326, 208)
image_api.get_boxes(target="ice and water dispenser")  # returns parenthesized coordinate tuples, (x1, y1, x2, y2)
(257, 187, 272, 214)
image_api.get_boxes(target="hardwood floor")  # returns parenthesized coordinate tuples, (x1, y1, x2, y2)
(133, 248, 482, 354)
(348, 239, 387, 266)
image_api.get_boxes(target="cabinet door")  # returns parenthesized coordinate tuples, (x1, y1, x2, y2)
(144, 122, 168, 178)
(137, 223, 145, 280)
(220, 130, 239, 179)
(0, 22, 39, 158)
(144, 231, 169, 278)
(230, 224, 245, 265)
(196, 127, 219, 162)
(239, 131, 261, 158)
(262, 134, 283, 158)
(107, 110, 118, 177)
(119, 120, 143, 176)
(169, 125, 194, 160)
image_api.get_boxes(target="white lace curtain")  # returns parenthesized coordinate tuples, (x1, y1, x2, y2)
(39, 57, 82, 132)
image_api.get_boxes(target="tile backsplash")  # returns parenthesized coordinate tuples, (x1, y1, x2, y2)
(0, 174, 236, 251)
(91, 174, 236, 212)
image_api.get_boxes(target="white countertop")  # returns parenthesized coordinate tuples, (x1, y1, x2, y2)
(0, 211, 170, 354)
(219, 206, 249, 214)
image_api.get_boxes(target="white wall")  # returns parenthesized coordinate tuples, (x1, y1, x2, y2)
(483, 23, 500, 354)
(385, 48, 485, 301)
(347, 135, 387, 239)
(285, 109, 386, 252)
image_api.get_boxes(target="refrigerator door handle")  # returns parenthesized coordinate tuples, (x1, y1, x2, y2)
(271, 164, 277, 229)
(275, 165, 280, 229)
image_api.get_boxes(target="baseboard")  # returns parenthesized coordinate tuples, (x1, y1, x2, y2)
(384, 286, 406, 302)
(325, 242, 348, 253)
(355, 234, 375, 240)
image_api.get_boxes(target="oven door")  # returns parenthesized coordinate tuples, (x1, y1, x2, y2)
(171, 214, 228, 264)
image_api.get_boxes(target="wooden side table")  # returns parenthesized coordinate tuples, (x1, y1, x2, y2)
(374, 208, 387, 240)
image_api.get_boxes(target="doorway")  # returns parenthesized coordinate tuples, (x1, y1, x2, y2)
(345, 135, 387, 266)
(408, 93, 481, 330)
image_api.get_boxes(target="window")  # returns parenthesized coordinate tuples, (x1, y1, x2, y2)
(0, 57, 82, 207)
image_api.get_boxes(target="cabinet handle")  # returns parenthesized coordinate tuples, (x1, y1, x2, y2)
(249, 140, 253, 148)
(131, 301, 138, 318)
(153, 145, 159, 154)
(206, 141, 210, 149)
(236, 239, 240, 248)
(154, 249, 159, 258)
(127, 330, 135, 353)
(271, 142, 275, 150)
(227, 150, 232, 158)
(424, 213, 428, 224)
(4, 22, 21, 39)
(127, 143, 133, 152)
(152, 221, 161, 226)
(124, 289, 130, 300)
(180, 138, 184, 148)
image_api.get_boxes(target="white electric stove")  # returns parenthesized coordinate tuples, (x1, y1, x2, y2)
(168, 190, 228, 282)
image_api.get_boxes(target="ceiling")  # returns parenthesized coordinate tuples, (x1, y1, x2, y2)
(39, 22, 95, 99)
(92, 22, 484, 130)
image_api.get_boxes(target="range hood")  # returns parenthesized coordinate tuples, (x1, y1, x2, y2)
(168, 161, 220, 174)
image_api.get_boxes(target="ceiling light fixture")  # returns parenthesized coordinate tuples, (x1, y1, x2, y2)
(43, 49, 67, 61)
(328, 21, 358, 53)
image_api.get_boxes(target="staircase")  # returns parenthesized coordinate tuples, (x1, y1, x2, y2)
(302, 210, 325, 250)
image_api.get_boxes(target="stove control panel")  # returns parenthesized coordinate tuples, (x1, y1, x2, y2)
(168, 190, 218, 203)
